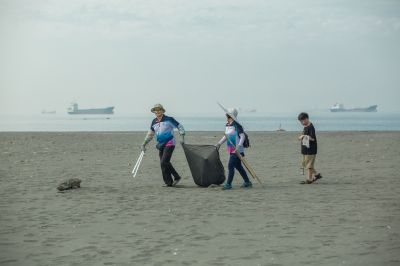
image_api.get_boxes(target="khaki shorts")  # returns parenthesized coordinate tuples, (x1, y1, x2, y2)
(302, 155, 316, 170)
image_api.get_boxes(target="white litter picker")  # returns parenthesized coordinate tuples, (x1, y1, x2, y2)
(132, 151, 145, 178)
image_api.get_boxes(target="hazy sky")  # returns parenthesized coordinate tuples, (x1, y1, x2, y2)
(1, 0, 399, 115)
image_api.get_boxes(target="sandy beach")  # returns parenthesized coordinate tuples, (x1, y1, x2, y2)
(0, 131, 399, 266)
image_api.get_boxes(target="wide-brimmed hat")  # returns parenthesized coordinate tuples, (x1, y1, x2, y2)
(226, 107, 239, 120)
(217, 102, 241, 125)
(151, 104, 165, 113)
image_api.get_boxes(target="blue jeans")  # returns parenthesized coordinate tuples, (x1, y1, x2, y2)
(227, 153, 250, 185)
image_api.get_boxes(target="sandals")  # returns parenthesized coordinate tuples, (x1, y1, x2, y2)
(300, 173, 323, 184)
(314, 173, 323, 181)
(300, 180, 313, 184)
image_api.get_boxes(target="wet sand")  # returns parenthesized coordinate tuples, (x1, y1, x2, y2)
(0, 131, 399, 266)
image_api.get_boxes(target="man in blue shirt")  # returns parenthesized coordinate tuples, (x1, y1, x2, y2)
(141, 104, 185, 187)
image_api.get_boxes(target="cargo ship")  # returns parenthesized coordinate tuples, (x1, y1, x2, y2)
(41, 110, 56, 114)
(330, 103, 377, 113)
(67, 102, 114, 115)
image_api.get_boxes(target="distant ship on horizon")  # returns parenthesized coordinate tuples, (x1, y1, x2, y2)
(238, 107, 257, 113)
(41, 110, 56, 114)
(67, 102, 114, 115)
(330, 103, 377, 113)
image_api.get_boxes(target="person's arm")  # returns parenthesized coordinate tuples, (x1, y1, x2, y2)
(141, 122, 155, 151)
(177, 124, 185, 136)
(215, 135, 226, 149)
(218, 135, 227, 145)
(308, 126, 316, 141)
(236, 123, 245, 148)
(141, 130, 154, 150)
(171, 117, 185, 136)
(238, 133, 245, 146)
(299, 127, 307, 140)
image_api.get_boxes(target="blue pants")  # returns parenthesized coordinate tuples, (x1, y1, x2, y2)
(227, 153, 250, 185)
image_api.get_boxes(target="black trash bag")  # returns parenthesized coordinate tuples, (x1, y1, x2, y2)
(182, 143, 226, 187)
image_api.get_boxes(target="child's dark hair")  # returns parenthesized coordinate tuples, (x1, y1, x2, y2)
(298, 112, 309, 121)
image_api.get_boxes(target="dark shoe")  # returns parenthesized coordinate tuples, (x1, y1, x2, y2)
(300, 180, 313, 184)
(222, 183, 232, 190)
(240, 181, 253, 188)
(163, 183, 173, 187)
(314, 173, 323, 182)
(172, 178, 181, 187)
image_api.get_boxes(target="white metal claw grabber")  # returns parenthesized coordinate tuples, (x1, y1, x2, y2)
(132, 151, 145, 178)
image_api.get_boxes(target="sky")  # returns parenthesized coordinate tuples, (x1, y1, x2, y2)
(0, 0, 399, 115)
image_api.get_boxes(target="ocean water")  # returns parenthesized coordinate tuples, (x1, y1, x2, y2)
(1, 112, 399, 132)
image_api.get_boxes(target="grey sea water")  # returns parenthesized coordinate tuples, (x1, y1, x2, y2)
(1, 111, 399, 132)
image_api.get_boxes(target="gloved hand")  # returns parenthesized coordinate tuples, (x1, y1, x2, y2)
(140, 144, 146, 152)
(215, 143, 221, 150)
(178, 124, 186, 136)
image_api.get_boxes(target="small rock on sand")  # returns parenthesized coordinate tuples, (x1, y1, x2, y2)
(57, 178, 82, 191)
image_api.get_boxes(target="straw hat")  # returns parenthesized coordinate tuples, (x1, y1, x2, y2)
(151, 104, 165, 113)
